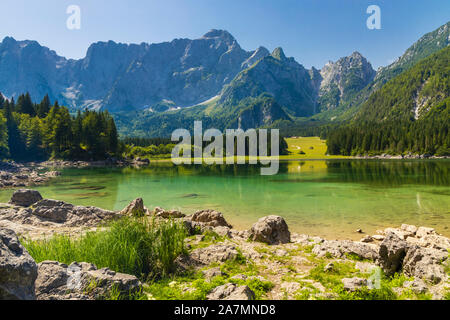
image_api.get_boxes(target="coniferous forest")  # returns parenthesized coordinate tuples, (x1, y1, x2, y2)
(0, 93, 119, 161)
(326, 46, 450, 157)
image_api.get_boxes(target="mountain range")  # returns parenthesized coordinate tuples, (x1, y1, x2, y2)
(0, 22, 448, 137)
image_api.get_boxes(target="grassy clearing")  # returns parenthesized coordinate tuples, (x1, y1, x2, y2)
(152, 137, 351, 162)
(281, 137, 350, 160)
(23, 217, 187, 280)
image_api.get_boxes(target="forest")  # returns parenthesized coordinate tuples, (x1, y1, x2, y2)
(326, 46, 449, 156)
(0, 93, 119, 161)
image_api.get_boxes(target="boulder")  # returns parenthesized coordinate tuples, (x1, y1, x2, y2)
(312, 240, 378, 260)
(291, 234, 324, 245)
(175, 243, 239, 269)
(360, 235, 374, 243)
(207, 283, 255, 300)
(213, 226, 232, 238)
(25, 199, 118, 227)
(383, 227, 414, 240)
(403, 279, 428, 294)
(153, 207, 185, 219)
(32, 199, 72, 223)
(202, 267, 226, 281)
(416, 227, 436, 238)
(401, 224, 418, 235)
(249, 215, 290, 245)
(9, 189, 43, 207)
(120, 198, 147, 217)
(280, 282, 302, 296)
(342, 277, 368, 292)
(372, 235, 385, 241)
(190, 210, 232, 228)
(35, 261, 141, 300)
(402, 245, 447, 284)
(0, 228, 38, 300)
(378, 232, 408, 276)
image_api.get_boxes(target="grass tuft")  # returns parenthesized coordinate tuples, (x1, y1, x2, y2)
(23, 217, 187, 280)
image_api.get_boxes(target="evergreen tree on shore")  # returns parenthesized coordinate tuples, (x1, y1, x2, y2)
(0, 93, 121, 161)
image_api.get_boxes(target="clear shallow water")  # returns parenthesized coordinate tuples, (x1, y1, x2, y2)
(0, 160, 449, 240)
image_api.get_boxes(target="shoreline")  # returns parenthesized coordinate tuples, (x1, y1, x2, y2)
(1, 191, 449, 300)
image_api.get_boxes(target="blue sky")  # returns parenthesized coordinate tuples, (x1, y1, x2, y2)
(0, 0, 448, 69)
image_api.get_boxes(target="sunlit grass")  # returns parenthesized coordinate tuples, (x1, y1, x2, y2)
(152, 137, 350, 162)
(22, 217, 187, 280)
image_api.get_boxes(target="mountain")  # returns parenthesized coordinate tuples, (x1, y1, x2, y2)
(0, 30, 257, 111)
(326, 45, 449, 156)
(1, 23, 447, 138)
(64, 41, 150, 110)
(322, 21, 450, 121)
(101, 30, 253, 112)
(0, 37, 68, 103)
(374, 22, 449, 90)
(217, 47, 318, 117)
(317, 52, 375, 112)
(0, 30, 377, 136)
(355, 45, 449, 122)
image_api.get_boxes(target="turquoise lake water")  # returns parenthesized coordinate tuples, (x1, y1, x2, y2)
(0, 160, 449, 240)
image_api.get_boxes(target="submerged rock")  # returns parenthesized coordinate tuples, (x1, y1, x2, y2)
(0, 228, 38, 300)
(249, 215, 290, 245)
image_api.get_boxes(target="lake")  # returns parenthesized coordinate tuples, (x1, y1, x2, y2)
(0, 160, 449, 240)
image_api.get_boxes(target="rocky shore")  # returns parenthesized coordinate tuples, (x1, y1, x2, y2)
(354, 154, 449, 160)
(1, 190, 449, 300)
(0, 161, 62, 189)
(0, 158, 151, 190)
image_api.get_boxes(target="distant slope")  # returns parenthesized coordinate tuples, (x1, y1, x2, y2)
(218, 48, 317, 117)
(355, 46, 449, 122)
(317, 52, 375, 112)
(326, 46, 449, 156)
(316, 21, 450, 121)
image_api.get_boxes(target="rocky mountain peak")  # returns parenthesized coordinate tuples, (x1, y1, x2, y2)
(241, 46, 270, 69)
(350, 51, 364, 59)
(271, 47, 287, 61)
(202, 29, 236, 44)
(1, 36, 17, 46)
(317, 52, 375, 112)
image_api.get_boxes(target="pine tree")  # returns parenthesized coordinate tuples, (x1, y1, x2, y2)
(0, 112, 8, 158)
(37, 94, 51, 118)
(0, 92, 4, 110)
(16, 92, 36, 116)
